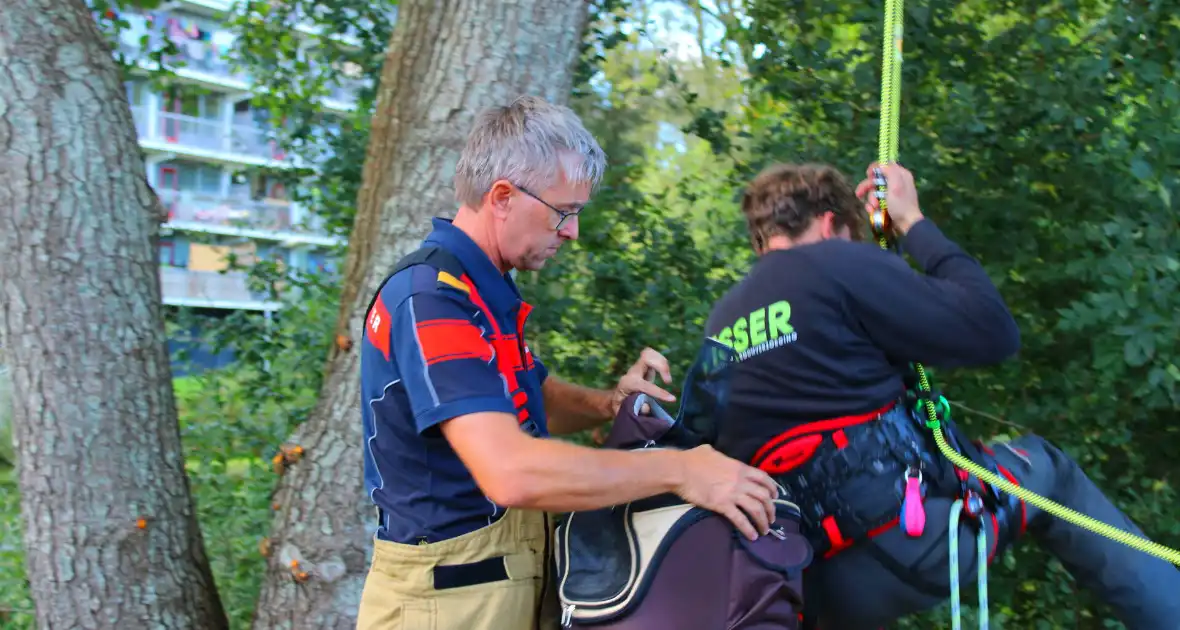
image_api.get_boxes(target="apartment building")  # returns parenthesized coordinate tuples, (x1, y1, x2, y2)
(100, 0, 373, 370)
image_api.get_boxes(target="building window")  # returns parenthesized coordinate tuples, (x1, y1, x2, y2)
(159, 238, 176, 266)
(161, 160, 223, 197)
(125, 80, 146, 107)
(168, 91, 222, 120)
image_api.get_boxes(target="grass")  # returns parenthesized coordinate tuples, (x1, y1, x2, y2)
(0, 467, 34, 630)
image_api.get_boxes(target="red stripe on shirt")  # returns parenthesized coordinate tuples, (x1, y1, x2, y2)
(415, 318, 493, 366)
(462, 276, 531, 422)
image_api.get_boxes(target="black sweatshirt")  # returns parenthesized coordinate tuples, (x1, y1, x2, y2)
(704, 218, 1021, 463)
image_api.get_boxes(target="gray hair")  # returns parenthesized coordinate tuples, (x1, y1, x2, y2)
(454, 95, 607, 209)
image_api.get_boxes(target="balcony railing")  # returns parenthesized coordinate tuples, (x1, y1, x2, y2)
(158, 189, 294, 232)
(131, 106, 287, 163)
(103, 7, 367, 107)
(160, 266, 271, 306)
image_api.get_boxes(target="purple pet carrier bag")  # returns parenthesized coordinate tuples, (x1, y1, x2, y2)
(554, 339, 813, 629)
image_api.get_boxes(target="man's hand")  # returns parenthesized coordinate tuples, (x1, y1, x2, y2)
(609, 347, 677, 417)
(673, 445, 780, 541)
(855, 162, 925, 235)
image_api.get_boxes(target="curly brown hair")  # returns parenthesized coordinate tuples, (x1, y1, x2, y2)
(740, 162, 867, 249)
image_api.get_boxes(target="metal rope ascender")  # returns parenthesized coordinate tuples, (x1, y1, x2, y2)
(871, 1, 1180, 629)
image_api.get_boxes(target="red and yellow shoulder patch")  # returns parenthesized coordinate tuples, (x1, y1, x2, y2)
(365, 294, 392, 360)
(437, 270, 470, 294)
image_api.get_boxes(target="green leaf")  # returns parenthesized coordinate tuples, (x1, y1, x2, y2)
(1123, 332, 1155, 367)
(1130, 157, 1153, 180)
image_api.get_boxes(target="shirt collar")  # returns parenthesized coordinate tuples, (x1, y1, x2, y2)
(423, 217, 522, 317)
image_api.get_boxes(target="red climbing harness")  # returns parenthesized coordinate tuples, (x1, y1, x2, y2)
(751, 401, 897, 475)
(750, 401, 1028, 563)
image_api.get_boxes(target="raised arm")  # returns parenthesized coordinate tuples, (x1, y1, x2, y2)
(842, 164, 1021, 368)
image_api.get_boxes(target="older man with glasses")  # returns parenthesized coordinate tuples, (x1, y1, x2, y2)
(355, 95, 781, 630)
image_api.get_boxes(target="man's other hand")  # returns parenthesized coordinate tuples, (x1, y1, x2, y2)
(610, 347, 677, 417)
(674, 445, 780, 541)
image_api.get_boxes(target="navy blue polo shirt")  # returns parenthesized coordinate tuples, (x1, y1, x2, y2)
(360, 218, 550, 544)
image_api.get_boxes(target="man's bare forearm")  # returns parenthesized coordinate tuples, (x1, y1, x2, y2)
(442, 410, 685, 513)
(542, 375, 614, 435)
(500, 437, 685, 511)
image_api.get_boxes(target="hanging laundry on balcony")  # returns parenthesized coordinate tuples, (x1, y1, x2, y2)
(166, 17, 201, 41)
(193, 204, 251, 226)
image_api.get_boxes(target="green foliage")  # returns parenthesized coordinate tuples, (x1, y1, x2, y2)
(162, 243, 347, 627)
(148, 3, 397, 624)
(172, 374, 277, 630)
(227, 0, 394, 237)
(91, 0, 180, 77)
(7, 1, 1172, 629)
(710, 0, 1180, 626)
(521, 0, 754, 405)
(0, 468, 34, 630)
(0, 366, 13, 471)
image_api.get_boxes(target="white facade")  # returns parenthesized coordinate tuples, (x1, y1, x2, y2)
(106, 0, 363, 312)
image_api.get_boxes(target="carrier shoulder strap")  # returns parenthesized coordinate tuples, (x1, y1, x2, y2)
(363, 245, 466, 328)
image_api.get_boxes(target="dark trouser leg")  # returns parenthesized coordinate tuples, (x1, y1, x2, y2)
(1004, 435, 1180, 629)
(804, 434, 1180, 630)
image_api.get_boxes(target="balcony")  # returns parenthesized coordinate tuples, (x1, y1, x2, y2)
(160, 189, 289, 228)
(158, 189, 338, 245)
(132, 106, 287, 166)
(110, 10, 365, 110)
(113, 11, 251, 89)
(177, 0, 236, 13)
(160, 266, 278, 310)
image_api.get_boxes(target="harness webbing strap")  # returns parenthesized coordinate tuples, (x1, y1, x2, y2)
(948, 498, 989, 630)
(751, 402, 917, 560)
(750, 401, 896, 472)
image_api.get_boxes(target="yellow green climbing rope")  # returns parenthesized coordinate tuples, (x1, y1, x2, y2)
(873, 0, 1180, 569)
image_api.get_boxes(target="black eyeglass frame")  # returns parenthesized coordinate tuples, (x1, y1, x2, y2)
(515, 184, 583, 231)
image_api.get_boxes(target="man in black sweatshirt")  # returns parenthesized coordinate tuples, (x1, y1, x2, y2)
(704, 162, 1180, 629)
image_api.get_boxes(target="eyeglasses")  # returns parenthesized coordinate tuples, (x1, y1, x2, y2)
(516, 184, 583, 231)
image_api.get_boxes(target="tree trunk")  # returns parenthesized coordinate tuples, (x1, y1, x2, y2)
(0, 2, 228, 629)
(252, 0, 591, 627)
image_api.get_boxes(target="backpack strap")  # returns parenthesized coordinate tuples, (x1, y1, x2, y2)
(363, 245, 466, 328)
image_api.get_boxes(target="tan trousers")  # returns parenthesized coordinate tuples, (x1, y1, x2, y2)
(357, 508, 559, 630)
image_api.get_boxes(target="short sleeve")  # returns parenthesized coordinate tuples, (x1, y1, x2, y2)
(391, 290, 517, 433)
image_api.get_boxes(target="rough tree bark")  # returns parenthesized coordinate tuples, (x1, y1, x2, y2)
(0, 1, 228, 629)
(251, 0, 592, 627)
